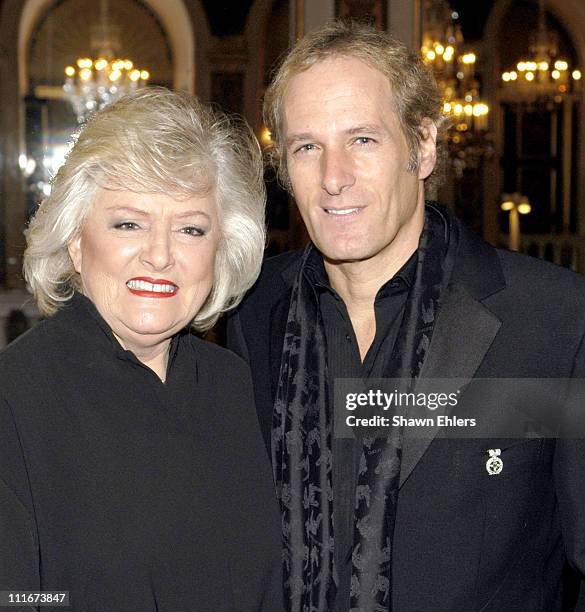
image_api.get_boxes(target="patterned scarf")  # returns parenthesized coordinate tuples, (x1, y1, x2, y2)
(272, 204, 459, 611)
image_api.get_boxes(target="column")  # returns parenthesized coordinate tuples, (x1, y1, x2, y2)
(387, 0, 421, 50)
(291, 0, 335, 39)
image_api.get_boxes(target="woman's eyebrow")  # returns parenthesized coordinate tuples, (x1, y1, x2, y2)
(105, 205, 148, 216)
(174, 210, 211, 220)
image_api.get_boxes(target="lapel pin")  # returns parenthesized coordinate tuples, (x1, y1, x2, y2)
(486, 448, 503, 475)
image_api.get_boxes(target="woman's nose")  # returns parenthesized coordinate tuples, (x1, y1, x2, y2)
(139, 229, 175, 271)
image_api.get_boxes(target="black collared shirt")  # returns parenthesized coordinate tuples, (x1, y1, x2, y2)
(304, 250, 417, 612)
(0, 293, 282, 611)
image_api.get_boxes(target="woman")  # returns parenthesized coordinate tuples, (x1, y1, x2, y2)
(0, 88, 282, 611)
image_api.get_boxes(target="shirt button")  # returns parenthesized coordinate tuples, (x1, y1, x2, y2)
(345, 334, 351, 341)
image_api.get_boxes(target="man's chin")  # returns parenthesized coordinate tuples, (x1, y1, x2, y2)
(320, 247, 377, 266)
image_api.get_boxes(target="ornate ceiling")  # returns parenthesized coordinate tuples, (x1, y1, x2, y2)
(28, 0, 173, 89)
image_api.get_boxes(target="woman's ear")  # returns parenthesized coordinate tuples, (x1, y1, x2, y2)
(418, 118, 438, 180)
(67, 234, 83, 274)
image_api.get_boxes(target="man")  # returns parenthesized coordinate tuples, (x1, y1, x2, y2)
(228, 21, 585, 611)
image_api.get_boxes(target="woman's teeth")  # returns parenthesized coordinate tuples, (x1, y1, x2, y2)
(126, 280, 177, 293)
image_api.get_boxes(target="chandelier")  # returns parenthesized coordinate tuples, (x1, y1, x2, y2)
(500, 0, 581, 101)
(421, 0, 491, 173)
(63, 0, 150, 123)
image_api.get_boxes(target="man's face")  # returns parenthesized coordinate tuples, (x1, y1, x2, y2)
(282, 56, 436, 265)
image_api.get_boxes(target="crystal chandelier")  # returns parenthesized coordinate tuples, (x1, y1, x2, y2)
(500, 0, 581, 101)
(63, 0, 150, 123)
(422, 0, 489, 133)
(421, 0, 491, 174)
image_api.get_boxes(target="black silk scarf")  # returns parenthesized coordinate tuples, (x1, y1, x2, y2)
(272, 204, 459, 612)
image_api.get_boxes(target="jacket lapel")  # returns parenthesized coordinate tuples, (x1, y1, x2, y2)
(399, 282, 502, 487)
(268, 256, 301, 403)
(269, 292, 293, 403)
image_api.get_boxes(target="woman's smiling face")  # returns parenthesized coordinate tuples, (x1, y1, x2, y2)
(68, 188, 220, 352)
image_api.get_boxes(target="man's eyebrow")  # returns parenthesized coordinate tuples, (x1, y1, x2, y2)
(346, 124, 384, 135)
(286, 125, 384, 145)
(286, 133, 314, 145)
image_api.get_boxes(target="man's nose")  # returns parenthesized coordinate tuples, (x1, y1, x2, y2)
(140, 229, 175, 271)
(320, 148, 355, 195)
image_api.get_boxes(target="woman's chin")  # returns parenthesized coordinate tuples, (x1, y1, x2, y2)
(113, 319, 182, 349)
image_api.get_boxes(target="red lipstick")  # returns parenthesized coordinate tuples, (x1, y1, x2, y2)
(126, 277, 179, 298)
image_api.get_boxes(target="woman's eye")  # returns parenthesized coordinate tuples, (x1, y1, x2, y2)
(114, 221, 140, 230)
(180, 226, 205, 237)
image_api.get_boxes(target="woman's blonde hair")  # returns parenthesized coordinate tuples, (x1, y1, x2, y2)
(24, 87, 266, 331)
(263, 20, 448, 191)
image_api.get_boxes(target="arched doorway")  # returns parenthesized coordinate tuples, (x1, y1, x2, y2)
(18, 0, 200, 220)
(483, 0, 585, 264)
(19, 0, 196, 96)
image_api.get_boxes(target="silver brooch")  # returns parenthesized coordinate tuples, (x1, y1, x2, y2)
(486, 448, 503, 475)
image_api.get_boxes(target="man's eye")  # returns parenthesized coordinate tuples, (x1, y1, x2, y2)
(180, 226, 205, 237)
(354, 137, 375, 145)
(294, 143, 317, 154)
(114, 222, 140, 230)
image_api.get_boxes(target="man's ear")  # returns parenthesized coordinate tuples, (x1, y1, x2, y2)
(67, 233, 83, 274)
(418, 118, 438, 180)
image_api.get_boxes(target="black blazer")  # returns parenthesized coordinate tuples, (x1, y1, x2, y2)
(228, 212, 585, 611)
(0, 294, 283, 611)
